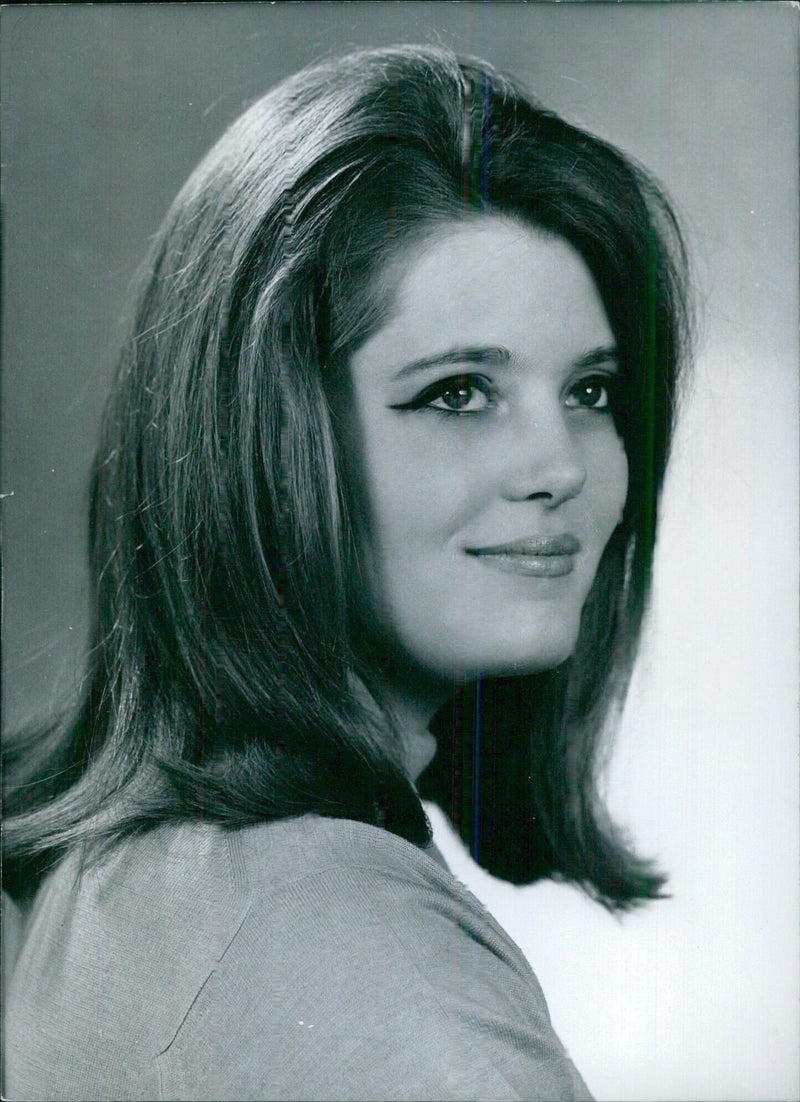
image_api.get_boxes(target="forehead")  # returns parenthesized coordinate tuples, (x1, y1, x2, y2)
(354, 215, 613, 378)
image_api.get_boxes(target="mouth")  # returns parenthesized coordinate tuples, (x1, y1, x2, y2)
(465, 534, 580, 578)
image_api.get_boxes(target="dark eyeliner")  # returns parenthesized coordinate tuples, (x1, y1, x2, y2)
(389, 372, 492, 413)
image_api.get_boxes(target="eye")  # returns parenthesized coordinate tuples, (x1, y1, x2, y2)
(392, 373, 494, 416)
(564, 374, 614, 410)
(427, 374, 491, 414)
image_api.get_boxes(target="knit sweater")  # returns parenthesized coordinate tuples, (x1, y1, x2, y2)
(4, 815, 592, 1101)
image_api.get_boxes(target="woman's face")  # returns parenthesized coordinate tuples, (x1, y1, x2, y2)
(343, 216, 628, 686)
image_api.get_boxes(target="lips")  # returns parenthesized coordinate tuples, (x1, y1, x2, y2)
(465, 533, 581, 577)
(468, 534, 581, 557)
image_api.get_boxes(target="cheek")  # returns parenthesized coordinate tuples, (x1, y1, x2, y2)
(589, 436, 628, 542)
(365, 424, 483, 548)
(608, 440, 629, 520)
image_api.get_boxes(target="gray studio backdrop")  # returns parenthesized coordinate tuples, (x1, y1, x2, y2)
(3, 5, 798, 1100)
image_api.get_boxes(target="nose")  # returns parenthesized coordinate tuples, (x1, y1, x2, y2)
(500, 405, 587, 507)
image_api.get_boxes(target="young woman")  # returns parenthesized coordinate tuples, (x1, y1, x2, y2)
(3, 45, 690, 1101)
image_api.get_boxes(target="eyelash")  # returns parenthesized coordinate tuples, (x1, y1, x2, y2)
(392, 372, 619, 418)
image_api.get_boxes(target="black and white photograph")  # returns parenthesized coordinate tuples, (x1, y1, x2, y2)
(2, 4, 798, 1100)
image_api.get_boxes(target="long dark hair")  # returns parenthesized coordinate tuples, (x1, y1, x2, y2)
(3, 45, 691, 908)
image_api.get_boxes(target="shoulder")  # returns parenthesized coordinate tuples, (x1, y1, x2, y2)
(163, 817, 591, 1100)
(6, 816, 591, 1101)
(5, 821, 252, 1099)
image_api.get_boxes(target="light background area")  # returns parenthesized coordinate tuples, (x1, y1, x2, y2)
(2, 4, 797, 1100)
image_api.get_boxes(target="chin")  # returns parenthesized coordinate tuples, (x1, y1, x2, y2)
(425, 628, 580, 683)
(476, 616, 582, 677)
(477, 643, 576, 679)
(386, 604, 584, 686)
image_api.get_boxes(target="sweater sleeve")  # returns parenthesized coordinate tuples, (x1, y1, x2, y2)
(156, 846, 592, 1102)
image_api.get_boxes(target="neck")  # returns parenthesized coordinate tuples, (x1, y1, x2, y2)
(385, 694, 439, 786)
(350, 671, 444, 784)
(353, 665, 461, 785)
(382, 667, 459, 785)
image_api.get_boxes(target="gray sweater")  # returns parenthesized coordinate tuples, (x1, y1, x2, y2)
(5, 815, 592, 1100)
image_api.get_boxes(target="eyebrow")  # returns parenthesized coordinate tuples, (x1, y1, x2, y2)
(390, 346, 511, 380)
(389, 343, 619, 381)
(573, 346, 621, 370)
